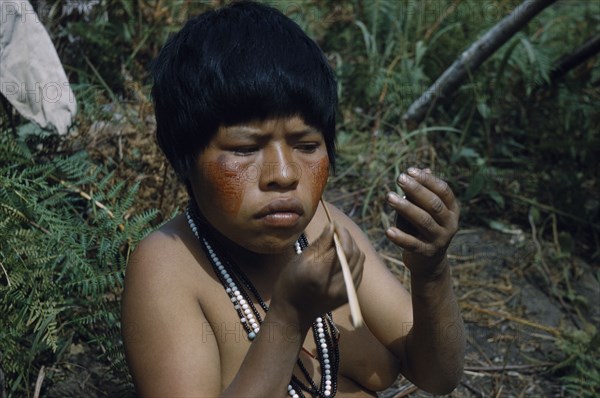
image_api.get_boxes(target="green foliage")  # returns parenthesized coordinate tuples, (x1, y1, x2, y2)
(553, 326, 600, 397)
(306, 0, 599, 253)
(0, 131, 157, 397)
(36, 0, 213, 92)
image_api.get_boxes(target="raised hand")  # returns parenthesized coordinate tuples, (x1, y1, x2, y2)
(271, 223, 365, 327)
(385, 167, 459, 279)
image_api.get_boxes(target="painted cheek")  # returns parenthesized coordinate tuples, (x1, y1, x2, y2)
(205, 157, 245, 216)
(309, 156, 330, 206)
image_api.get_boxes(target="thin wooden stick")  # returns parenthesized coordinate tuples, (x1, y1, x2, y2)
(320, 198, 363, 328)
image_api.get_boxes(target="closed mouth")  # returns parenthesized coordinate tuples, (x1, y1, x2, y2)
(254, 197, 305, 219)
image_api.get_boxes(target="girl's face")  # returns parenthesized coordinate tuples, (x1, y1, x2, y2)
(189, 116, 330, 254)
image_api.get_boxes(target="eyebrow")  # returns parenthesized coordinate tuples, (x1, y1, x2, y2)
(225, 126, 321, 140)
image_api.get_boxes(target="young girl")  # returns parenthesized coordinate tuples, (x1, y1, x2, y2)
(122, 2, 464, 397)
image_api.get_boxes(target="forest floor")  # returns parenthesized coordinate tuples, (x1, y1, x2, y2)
(41, 120, 599, 397)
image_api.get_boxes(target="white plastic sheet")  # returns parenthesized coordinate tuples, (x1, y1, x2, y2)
(0, 0, 77, 135)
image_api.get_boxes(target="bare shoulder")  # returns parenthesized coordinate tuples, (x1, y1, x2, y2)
(121, 214, 221, 396)
(123, 214, 201, 292)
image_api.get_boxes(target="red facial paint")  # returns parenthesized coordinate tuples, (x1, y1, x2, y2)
(205, 155, 245, 216)
(309, 156, 330, 206)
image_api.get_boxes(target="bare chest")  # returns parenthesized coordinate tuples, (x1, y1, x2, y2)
(199, 276, 399, 395)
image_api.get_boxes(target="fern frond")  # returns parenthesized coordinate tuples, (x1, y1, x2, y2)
(1, 130, 158, 395)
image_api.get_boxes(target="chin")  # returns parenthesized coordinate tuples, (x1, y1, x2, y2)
(242, 234, 301, 255)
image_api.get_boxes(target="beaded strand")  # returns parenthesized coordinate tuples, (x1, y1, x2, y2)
(185, 205, 339, 397)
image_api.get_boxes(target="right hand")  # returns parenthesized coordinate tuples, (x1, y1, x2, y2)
(271, 223, 365, 328)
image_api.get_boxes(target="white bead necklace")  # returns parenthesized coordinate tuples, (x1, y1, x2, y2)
(185, 206, 339, 397)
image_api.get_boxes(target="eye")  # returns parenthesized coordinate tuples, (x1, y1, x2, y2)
(231, 147, 258, 156)
(296, 143, 319, 153)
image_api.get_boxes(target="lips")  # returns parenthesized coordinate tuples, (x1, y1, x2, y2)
(255, 197, 305, 219)
(254, 197, 305, 228)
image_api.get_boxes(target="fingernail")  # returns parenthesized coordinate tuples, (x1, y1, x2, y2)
(386, 228, 399, 239)
(407, 167, 419, 176)
(398, 173, 408, 184)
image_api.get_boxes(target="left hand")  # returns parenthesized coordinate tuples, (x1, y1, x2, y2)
(385, 167, 459, 279)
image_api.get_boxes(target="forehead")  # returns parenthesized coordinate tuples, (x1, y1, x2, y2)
(219, 116, 320, 138)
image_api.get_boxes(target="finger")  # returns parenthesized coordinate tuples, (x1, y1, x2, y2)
(406, 167, 459, 213)
(386, 191, 443, 238)
(385, 226, 432, 256)
(396, 173, 454, 227)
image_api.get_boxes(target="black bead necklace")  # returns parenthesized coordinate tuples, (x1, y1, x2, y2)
(185, 204, 340, 397)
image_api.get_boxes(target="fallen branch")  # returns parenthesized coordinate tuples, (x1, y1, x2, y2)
(550, 33, 600, 82)
(403, 0, 557, 127)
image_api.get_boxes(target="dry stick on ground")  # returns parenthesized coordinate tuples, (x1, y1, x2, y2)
(465, 363, 555, 372)
(402, 0, 558, 128)
(320, 198, 364, 328)
(463, 303, 561, 337)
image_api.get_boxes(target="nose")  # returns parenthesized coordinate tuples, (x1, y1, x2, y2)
(259, 144, 300, 190)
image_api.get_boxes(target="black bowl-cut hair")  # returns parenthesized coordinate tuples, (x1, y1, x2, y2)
(151, 1, 338, 186)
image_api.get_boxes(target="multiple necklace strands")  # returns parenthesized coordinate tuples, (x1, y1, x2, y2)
(185, 205, 340, 398)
